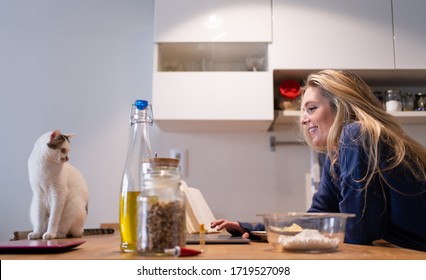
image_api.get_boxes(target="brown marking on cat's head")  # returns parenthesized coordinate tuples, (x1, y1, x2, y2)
(46, 130, 73, 163)
(47, 130, 70, 149)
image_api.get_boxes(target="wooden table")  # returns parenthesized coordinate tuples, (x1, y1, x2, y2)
(1, 229, 425, 260)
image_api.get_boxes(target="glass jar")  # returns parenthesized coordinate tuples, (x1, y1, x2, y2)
(402, 92, 415, 111)
(137, 158, 186, 256)
(385, 89, 402, 112)
(415, 92, 426, 111)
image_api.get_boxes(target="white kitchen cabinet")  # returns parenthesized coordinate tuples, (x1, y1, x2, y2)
(270, 0, 426, 132)
(152, 0, 426, 132)
(270, 0, 394, 69)
(152, 72, 273, 132)
(152, 0, 274, 132)
(153, 43, 273, 132)
(154, 0, 272, 42)
(393, 0, 426, 69)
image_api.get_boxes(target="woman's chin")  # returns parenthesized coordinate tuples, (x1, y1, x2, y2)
(311, 140, 327, 151)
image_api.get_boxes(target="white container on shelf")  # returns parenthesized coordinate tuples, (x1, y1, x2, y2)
(385, 90, 402, 112)
(386, 100, 402, 112)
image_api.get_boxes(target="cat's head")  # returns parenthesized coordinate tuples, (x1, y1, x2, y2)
(41, 130, 74, 164)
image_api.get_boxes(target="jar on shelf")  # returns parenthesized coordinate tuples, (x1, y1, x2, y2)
(401, 92, 415, 111)
(415, 92, 426, 111)
(385, 89, 402, 112)
(137, 158, 186, 256)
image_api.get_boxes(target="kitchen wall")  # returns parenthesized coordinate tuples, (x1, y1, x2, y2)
(0, 0, 424, 242)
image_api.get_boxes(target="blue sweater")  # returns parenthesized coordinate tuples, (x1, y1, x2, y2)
(235, 123, 426, 251)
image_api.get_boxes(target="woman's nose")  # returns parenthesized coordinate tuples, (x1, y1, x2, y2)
(300, 114, 309, 125)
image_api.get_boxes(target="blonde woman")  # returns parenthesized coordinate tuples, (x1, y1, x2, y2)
(212, 70, 426, 251)
(300, 69, 425, 251)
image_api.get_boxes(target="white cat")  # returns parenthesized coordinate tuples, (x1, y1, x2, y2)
(28, 129, 89, 240)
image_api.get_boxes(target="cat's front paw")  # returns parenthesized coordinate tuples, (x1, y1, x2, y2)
(27, 232, 42, 240)
(42, 232, 56, 240)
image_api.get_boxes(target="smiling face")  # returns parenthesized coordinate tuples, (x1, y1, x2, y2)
(300, 86, 336, 149)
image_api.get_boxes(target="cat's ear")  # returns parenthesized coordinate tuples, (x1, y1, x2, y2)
(64, 133, 75, 139)
(50, 129, 61, 141)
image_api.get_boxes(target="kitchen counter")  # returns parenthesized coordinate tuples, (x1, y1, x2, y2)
(1, 229, 425, 260)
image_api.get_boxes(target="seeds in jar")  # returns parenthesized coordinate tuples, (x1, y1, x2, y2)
(138, 197, 185, 254)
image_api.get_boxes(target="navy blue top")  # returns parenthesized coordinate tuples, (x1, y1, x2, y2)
(233, 123, 426, 251)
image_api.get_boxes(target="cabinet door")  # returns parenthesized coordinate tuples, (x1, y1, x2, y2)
(270, 0, 394, 69)
(393, 0, 426, 69)
(154, 0, 272, 42)
(152, 72, 273, 132)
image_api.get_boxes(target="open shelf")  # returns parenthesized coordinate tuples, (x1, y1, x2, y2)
(271, 69, 426, 131)
(273, 110, 426, 128)
(157, 43, 268, 72)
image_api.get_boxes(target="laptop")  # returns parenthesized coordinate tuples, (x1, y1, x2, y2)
(185, 234, 251, 244)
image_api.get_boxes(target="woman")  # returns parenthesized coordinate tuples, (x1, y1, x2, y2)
(212, 70, 426, 251)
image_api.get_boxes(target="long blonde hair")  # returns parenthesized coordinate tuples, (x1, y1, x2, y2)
(300, 69, 426, 189)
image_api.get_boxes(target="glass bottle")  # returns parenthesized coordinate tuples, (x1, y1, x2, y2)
(137, 158, 186, 256)
(385, 89, 402, 112)
(120, 100, 154, 252)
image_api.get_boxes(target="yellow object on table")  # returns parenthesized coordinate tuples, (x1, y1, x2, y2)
(199, 224, 205, 252)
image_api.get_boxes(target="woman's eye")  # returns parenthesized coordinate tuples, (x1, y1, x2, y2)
(61, 148, 66, 153)
(307, 106, 317, 113)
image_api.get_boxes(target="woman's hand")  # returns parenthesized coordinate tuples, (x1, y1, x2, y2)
(210, 219, 250, 239)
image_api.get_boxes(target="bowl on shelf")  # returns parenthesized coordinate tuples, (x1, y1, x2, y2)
(278, 80, 301, 110)
(261, 212, 355, 252)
